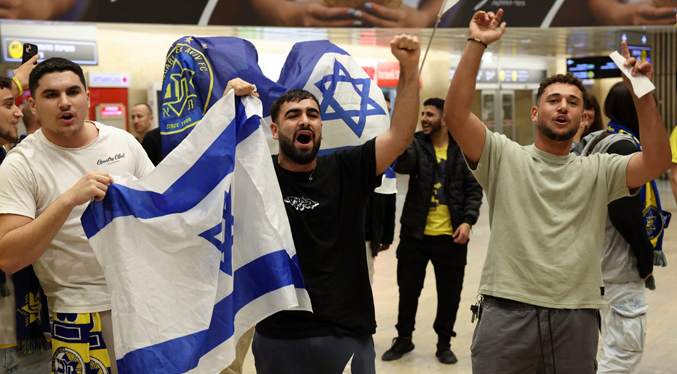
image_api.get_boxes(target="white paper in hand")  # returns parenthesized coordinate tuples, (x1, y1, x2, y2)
(608, 51, 655, 98)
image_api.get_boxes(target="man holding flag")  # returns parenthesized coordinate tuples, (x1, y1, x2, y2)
(0, 57, 155, 374)
(228, 34, 420, 374)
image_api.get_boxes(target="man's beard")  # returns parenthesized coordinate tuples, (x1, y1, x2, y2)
(278, 128, 321, 165)
(0, 127, 18, 144)
(424, 120, 442, 136)
(537, 119, 578, 142)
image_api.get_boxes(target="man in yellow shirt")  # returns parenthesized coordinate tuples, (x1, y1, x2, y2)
(382, 98, 482, 364)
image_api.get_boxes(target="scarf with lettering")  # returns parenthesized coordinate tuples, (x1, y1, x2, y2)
(0, 266, 51, 354)
(607, 121, 670, 270)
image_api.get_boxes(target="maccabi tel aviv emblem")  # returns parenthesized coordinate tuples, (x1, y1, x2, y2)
(161, 39, 214, 135)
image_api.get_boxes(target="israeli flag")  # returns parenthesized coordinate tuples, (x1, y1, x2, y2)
(160, 37, 391, 158)
(81, 91, 310, 373)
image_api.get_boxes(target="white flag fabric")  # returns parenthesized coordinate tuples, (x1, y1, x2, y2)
(81, 91, 311, 374)
(440, 0, 460, 15)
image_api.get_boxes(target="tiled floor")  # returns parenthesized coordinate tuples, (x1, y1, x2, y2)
(241, 176, 677, 373)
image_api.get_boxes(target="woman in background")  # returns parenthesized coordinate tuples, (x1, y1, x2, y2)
(571, 92, 603, 155)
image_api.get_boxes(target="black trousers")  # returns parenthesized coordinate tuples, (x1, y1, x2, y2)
(252, 332, 375, 374)
(395, 234, 467, 349)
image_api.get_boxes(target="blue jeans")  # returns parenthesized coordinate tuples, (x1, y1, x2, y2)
(598, 281, 647, 374)
(0, 346, 51, 374)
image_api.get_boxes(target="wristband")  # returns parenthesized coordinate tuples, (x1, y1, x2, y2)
(463, 222, 472, 230)
(468, 38, 488, 49)
(11, 77, 23, 96)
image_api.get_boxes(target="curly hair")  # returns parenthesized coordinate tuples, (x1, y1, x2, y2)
(0, 76, 12, 91)
(536, 73, 587, 108)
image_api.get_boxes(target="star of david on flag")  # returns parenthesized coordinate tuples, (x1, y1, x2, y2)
(81, 92, 310, 374)
(159, 36, 391, 158)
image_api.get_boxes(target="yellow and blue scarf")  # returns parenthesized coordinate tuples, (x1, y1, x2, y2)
(0, 266, 51, 354)
(607, 121, 670, 268)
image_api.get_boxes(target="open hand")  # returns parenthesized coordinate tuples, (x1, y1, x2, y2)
(618, 1, 676, 25)
(469, 8, 507, 46)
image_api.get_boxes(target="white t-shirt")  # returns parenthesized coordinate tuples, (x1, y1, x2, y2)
(0, 122, 154, 313)
(0, 275, 17, 347)
(468, 128, 633, 309)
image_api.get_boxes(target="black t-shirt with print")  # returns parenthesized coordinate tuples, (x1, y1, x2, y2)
(256, 139, 380, 339)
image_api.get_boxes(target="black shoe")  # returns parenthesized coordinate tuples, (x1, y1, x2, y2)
(381, 337, 415, 361)
(436, 348, 458, 364)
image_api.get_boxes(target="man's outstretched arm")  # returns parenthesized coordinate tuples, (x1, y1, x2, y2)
(374, 34, 421, 175)
(444, 9, 506, 165)
(622, 41, 672, 190)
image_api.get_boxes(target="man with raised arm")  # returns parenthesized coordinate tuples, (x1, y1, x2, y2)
(225, 34, 421, 374)
(445, 9, 671, 374)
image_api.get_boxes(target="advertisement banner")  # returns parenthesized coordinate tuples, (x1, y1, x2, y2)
(7, 0, 677, 28)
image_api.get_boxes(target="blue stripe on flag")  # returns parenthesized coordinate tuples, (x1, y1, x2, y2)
(81, 100, 260, 239)
(117, 251, 305, 374)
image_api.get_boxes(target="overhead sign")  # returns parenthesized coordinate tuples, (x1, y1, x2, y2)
(376, 62, 421, 88)
(362, 66, 375, 81)
(89, 72, 131, 88)
(567, 56, 621, 80)
(100, 105, 124, 117)
(499, 69, 547, 84)
(376, 62, 400, 88)
(2, 37, 98, 65)
(450, 68, 498, 83)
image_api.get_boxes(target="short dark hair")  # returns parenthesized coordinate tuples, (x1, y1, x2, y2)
(604, 82, 639, 137)
(270, 89, 321, 124)
(423, 97, 444, 115)
(0, 76, 12, 92)
(29, 57, 87, 96)
(536, 73, 587, 107)
(134, 103, 153, 116)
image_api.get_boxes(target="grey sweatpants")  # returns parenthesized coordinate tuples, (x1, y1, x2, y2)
(252, 331, 375, 374)
(471, 296, 598, 374)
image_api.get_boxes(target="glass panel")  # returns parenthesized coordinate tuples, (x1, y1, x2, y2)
(502, 93, 514, 125)
(482, 94, 495, 125)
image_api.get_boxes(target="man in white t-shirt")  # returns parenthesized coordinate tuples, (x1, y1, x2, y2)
(445, 9, 671, 374)
(0, 57, 154, 374)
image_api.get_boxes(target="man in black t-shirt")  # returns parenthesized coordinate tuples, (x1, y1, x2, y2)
(224, 34, 420, 374)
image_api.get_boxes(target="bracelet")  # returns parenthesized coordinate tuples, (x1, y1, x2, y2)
(11, 76, 23, 96)
(468, 37, 488, 49)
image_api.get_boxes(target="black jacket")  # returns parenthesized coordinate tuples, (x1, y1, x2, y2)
(365, 192, 396, 257)
(394, 130, 483, 241)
